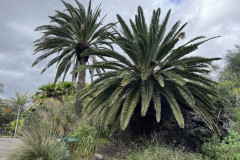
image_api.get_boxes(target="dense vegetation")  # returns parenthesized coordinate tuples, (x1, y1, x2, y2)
(1, 1, 240, 160)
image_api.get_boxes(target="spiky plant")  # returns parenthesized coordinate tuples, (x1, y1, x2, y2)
(75, 6, 221, 132)
(32, 0, 115, 115)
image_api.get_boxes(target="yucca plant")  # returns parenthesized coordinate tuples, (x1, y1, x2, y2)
(75, 6, 221, 132)
(32, 0, 115, 114)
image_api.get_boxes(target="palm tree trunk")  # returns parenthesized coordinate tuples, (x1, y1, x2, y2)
(14, 105, 20, 138)
(75, 58, 86, 115)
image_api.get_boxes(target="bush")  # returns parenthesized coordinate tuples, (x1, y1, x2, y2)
(126, 136, 202, 160)
(217, 80, 240, 107)
(23, 98, 77, 136)
(7, 128, 64, 160)
(202, 130, 240, 160)
(4, 119, 23, 136)
(232, 107, 240, 132)
(68, 123, 109, 159)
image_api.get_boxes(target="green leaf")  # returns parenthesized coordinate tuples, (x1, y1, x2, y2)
(141, 79, 154, 116)
(153, 87, 161, 122)
(154, 74, 165, 87)
(162, 71, 186, 86)
(121, 85, 141, 130)
(121, 74, 137, 86)
(163, 90, 184, 128)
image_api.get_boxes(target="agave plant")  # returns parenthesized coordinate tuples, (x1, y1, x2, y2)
(76, 6, 221, 132)
(32, 0, 115, 114)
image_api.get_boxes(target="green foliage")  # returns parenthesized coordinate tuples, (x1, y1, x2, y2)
(76, 6, 221, 132)
(0, 99, 17, 129)
(32, 0, 114, 83)
(202, 130, 240, 160)
(7, 127, 64, 160)
(35, 81, 75, 99)
(9, 92, 29, 107)
(217, 80, 240, 107)
(23, 98, 77, 136)
(220, 45, 240, 80)
(69, 123, 109, 159)
(4, 119, 23, 135)
(230, 107, 240, 132)
(126, 136, 202, 160)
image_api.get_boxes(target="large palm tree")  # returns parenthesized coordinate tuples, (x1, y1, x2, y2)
(9, 92, 29, 138)
(32, 0, 115, 115)
(76, 6, 221, 133)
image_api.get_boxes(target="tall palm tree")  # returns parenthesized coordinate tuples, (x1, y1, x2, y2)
(9, 92, 29, 138)
(32, 0, 115, 115)
(76, 6, 221, 133)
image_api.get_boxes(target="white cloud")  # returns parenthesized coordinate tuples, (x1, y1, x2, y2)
(0, 0, 240, 98)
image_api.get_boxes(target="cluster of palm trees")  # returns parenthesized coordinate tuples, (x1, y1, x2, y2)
(32, 0, 221, 132)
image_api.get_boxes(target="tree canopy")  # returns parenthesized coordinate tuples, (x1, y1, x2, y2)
(75, 6, 221, 132)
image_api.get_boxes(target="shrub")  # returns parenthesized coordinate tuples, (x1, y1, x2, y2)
(23, 98, 77, 136)
(7, 128, 64, 160)
(126, 136, 202, 160)
(217, 80, 240, 107)
(202, 130, 240, 160)
(69, 123, 109, 159)
(232, 107, 240, 132)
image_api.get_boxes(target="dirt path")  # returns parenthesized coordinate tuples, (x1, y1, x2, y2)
(0, 138, 22, 160)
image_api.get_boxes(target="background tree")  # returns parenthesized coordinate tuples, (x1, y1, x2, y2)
(9, 92, 29, 138)
(0, 99, 16, 125)
(76, 6, 221, 133)
(32, 0, 115, 115)
(220, 45, 240, 81)
(35, 81, 75, 100)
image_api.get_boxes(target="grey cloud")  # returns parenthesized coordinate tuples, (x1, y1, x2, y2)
(0, 0, 240, 99)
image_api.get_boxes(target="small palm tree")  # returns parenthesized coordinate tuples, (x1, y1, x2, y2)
(9, 92, 29, 138)
(35, 82, 74, 100)
(32, 0, 115, 115)
(76, 6, 221, 132)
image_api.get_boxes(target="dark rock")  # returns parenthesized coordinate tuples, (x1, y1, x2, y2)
(113, 101, 227, 152)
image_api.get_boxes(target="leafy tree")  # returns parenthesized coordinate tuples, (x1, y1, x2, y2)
(220, 45, 240, 81)
(9, 92, 29, 138)
(32, 0, 115, 115)
(217, 80, 240, 107)
(76, 6, 221, 132)
(0, 99, 17, 131)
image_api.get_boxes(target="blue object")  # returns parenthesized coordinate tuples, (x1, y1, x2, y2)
(57, 136, 80, 160)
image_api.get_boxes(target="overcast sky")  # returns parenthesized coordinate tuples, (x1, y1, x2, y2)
(0, 0, 240, 99)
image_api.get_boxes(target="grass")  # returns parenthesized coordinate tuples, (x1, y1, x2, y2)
(0, 135, 12, 138)
(125, 135, 203, 160)
(7, 122, 65, 160)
